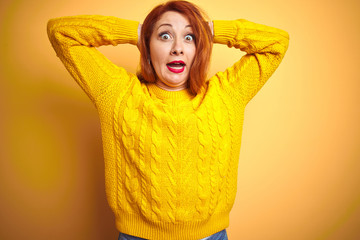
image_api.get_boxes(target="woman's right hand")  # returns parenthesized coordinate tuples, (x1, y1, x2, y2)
(137, 23, 142, 49)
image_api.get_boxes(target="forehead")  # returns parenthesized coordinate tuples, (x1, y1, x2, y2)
(155, 11, 191, 28)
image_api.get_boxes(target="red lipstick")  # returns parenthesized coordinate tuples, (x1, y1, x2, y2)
(167, 61, 185, 73)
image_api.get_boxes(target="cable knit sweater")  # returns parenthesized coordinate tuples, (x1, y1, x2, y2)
(47, 15, 289, 240)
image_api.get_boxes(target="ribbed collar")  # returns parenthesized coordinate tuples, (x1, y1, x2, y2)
(147, 83, 194, 105)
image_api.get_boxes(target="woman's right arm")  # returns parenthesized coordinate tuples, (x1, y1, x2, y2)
(47, 15, 139, 103)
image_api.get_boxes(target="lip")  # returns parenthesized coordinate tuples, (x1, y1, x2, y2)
(167, 61, 186, 73)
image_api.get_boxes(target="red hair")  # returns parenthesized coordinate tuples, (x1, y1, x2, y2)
(137, 0, 213, 95)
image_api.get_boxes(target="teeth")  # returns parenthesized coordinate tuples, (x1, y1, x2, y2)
(168, 65, 184, 69)
(167, 63, 184, 69)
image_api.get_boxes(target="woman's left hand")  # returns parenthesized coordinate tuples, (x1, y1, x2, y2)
(137, 23, 142, 49)
(208, 21, 214, 37)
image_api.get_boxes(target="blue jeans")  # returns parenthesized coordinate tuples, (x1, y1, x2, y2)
(118, 229, 228, 240)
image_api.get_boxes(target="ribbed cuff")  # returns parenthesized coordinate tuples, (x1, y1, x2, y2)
(115, 210, 229, 240)
(110, 18, 139, 46)
(213, 20, 237, 46)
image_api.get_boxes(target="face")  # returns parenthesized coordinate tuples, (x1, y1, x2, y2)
(149, 11, 196, 91)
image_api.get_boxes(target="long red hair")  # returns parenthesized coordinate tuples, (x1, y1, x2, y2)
(137, 0, 213, 95)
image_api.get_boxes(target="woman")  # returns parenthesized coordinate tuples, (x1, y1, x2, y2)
(47, 0, 289, 239)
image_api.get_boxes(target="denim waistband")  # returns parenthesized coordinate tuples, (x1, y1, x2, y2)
(118, 229, 228, 240)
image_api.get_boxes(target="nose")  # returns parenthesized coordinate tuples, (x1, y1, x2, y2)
(171, 38, 184, 55)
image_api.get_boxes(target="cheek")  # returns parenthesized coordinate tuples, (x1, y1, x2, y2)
(188, 46, 196, 65)
(150, 43, 166, 66)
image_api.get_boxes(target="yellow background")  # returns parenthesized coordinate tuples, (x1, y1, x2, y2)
(1, 0, 359, 239)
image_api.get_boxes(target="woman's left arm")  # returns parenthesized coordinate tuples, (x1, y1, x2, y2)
(212, 19, 289, 105)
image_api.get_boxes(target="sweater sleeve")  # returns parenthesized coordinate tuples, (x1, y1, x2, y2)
(47, 15, 139, 104)
(212, 19, 289, 105)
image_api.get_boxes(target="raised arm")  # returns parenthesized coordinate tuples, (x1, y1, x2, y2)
(47, 15, 139, 103)
(212, 19, 289, 106)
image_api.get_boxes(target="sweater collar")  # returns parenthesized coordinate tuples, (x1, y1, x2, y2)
(147, 83, 194, 104)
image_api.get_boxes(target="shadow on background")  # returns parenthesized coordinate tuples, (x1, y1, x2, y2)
(1, 0, 360, 239)
(1, 75, 118, 239)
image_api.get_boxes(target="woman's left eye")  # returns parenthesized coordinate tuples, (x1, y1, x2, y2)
(185, 34, 194, 41)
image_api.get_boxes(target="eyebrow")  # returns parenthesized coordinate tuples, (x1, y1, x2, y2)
(157, 23, 192, 30)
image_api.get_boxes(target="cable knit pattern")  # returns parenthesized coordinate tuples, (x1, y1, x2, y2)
(194, 107, 209, 219)
(220, 90, 236, 207)
(213, 85, 231, 209)
(149, 107, 163, 222)
(138, 99, 150, 220)
(206, 89, 221, 216)
(47, 15, 289, 240)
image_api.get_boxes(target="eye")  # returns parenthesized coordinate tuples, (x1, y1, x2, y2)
(185, 34, 194, 41)
(159, 32, 171, 40)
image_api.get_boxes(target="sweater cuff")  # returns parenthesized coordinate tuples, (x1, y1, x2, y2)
(213, 20, 236, 46)
(110, 18, 139, 46)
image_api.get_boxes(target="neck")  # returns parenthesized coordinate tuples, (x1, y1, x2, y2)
(155, 80, 187, 91)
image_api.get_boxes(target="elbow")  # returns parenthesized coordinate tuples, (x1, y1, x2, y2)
(46, 18, 65, 57)
(276, 30, 290, 58)
(47, 17, 65, 40)
(282, 30, 290, 52)
(47, 18, 58, 39)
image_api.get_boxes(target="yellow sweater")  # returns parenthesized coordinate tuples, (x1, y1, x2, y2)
(47, 15, 289, 240)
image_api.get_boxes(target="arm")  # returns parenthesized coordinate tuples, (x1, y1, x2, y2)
(47, 15, 139, 103)
(212, 19, 289, 105)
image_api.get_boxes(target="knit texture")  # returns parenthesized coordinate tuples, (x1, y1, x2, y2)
(47, 15, 289, 240)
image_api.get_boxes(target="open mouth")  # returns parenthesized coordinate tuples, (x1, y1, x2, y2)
(167, 61, 186, 73)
